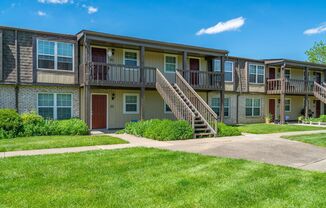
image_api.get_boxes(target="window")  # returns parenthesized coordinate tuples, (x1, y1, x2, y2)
(211, 97, 230, 117)
(37, 39, 74, 71)
(245, 98, 261, 117)
(164, 55, 177, 73)
(213, 59, 221, 72)
(249, 64, 265, 84)
(225, 61, 234, 82)
(38, 93, 72, 120)
(285, 99, 291, 112)
(124, 50, 138, 67)
(285, 69, 291, 80)
(123, 94, 139, 114)
(164, 103, 172, 113)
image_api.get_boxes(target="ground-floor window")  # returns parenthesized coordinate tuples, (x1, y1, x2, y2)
(123, 93, 139, 114)
(164, 102, 172, 113)
(38, 93, 72, 120)
(245, 98, 261, 116)
(211, 97, 230, 117)
(285, 99, 291, 112)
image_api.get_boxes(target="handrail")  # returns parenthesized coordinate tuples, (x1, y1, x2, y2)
(313, 81, 326, 103)
(177, 69, 222, 90)
(156, 69, 196, 129)
(176, 71, 217, 134)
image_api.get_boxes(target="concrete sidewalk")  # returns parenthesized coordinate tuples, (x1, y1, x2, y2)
(1, 130, 326, 172)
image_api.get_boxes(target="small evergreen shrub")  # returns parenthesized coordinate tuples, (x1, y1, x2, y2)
(0, 109, 22, 138)
(217, 122, 241, 137)
(122, 119, 193, 140)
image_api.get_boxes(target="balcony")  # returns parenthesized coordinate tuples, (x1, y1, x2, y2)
(266, 78, 314, 94)
(83, 62, 222, 90)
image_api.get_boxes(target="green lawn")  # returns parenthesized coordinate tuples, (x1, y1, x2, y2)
(237, 123, 326, 134)
(0, 135, 127, 152)
(0, 148, 325, 207)
(283, 133, 326, 147)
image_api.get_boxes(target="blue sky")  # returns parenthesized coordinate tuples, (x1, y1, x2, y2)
(0, 0, 325, 60)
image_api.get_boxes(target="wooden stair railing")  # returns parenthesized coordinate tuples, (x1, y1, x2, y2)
(176, 71, 217, 135)
(313, 81, 326, 103)
(156, 69, 196, 129)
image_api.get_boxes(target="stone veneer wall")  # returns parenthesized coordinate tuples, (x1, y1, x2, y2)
(0, 85, 16, 109)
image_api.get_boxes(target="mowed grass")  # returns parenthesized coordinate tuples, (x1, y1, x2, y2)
(0, 148, 325, 207)
(283, 133, 326, 147)
(0, 135, 127, 152)
(237, 123, 326, 134)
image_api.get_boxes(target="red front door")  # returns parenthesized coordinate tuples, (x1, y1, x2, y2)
(92, 48, 107, 80)
(316, 100, 321, 118)
(269, 68, 275, 79)
(92, 95, 107, 129)
(269, 99, 275, 121)
(190, 58, 200, 85)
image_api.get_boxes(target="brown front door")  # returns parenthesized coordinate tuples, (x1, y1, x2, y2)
(316, 100, 321, 118)
(92, 48, 107, 80)
(269, 68, 275, 79)
(269, 99, 276, 121)
(190, 58, 200, 85)
(92, 94, 107, 129)
(315, 72, 321, 84)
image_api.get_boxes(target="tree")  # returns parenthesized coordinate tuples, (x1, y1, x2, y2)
(305, 41, 326, 64)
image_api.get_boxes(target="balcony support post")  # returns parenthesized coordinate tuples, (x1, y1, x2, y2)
(304, 67, 309, 118)
(280, 64, 286, 124)
(84, 38, 92, 128)
(140, 46, 145, 120)
(220, 56, 225, 123)
(182, 51, 188, 82)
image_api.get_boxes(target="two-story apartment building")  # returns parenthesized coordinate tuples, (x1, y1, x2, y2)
(1, 26, 326, 137)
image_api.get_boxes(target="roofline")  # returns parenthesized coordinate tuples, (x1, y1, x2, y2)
(0, 25, 76, 39)
(264, 58, 326, 69)
(78, 30, 229, 55)
(227, 55, 265, 63)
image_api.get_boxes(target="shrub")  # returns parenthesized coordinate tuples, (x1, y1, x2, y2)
(20, 112, 46, 137)
(49, 118, 89, 136)
(0, 109, 22, 138)
(122, 119, 193, 141)
(319, 115, 326, 122)
(217, 123, 241, 137)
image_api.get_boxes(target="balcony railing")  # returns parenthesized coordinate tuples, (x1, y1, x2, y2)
(266, 78, 314, 94)
(177, 70, 222, 90)
(88, 62, 156, 87)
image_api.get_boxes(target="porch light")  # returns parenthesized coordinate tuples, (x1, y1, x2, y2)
(112, 93, 116, 100)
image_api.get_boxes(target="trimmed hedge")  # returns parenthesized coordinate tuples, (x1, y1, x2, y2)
(217, 122, 241, 137)
(0, 109, 89, 139)
(120, 119, 193, 141)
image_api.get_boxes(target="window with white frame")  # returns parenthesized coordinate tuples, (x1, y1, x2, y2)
(164, 103, 172, 113)
(285, 99, 291, 112)
(285, 69, 291, 79)
(124, 50, 138, 66)
(213, 59, 221, 72)
(164, 55, 177, 73)
(245, 98, 261, 116)
(225, 61, 234, 82)
(38, 93, 72, 120)
(211, 97, 230, 117)
(37, 39, 73, 71)
(123, 94, 139, 114)
(249, 64, 265, 84)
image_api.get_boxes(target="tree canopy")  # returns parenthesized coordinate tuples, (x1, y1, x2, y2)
(305, 40, 326, 64)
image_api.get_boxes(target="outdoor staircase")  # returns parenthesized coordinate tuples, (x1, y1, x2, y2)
(155, 69, 218, 138)
(313, 81, 326, 103)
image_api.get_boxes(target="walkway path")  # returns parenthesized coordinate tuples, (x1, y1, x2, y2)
(1, 130, 326, 172)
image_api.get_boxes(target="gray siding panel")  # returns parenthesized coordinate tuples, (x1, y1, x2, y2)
(3, 29, 17, 83)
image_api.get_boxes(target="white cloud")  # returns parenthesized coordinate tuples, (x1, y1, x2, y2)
(196, 17, 245, 35)
(82, 5, 98, 14)
(37, 10, 47, 16)
(304, 24, 326, 35)
(38, 0, 71, 4)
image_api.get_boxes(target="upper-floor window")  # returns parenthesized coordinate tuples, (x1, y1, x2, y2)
(164, 55, 177, 73)
(285, 69, 291, 79)
(249, 64, 265, 84)
(37, 39, 74, 71)
(213, 59, 233, 82)
(123, 50, 139, 67)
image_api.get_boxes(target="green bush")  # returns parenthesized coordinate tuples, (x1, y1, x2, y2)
(122, 119, 193, 141)
(319, 115, 326, 122)
(50, 119, 89, 136)
(217, 122, 241, 137)
(20, 112, 46, 137)
(0, 109, 22, 138)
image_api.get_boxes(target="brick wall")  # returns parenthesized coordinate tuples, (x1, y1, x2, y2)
(18, 85, 80, 117)
(0, 85, 16, 109)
